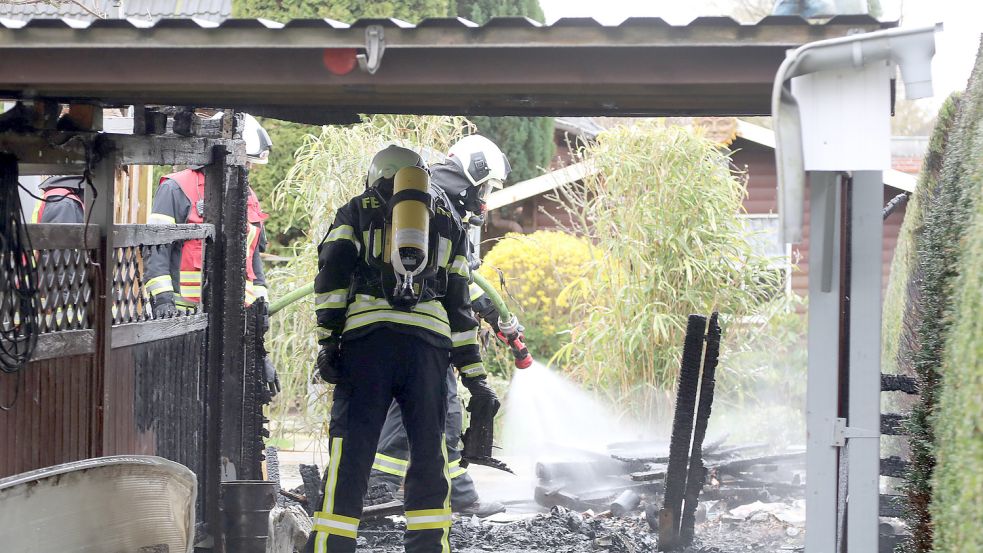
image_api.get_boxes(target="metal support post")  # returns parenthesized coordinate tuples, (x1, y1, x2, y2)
(846, 171, 883, 552)
(805, 172, 841, 553)
(89, 137, 117, 456)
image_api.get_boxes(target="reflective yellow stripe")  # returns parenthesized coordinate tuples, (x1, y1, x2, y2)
(344, 309, 451, 338)
(469, 282, 484, 302)
(451, 329, 478, 348)
(372, 452, 409, 476)
(148, 213, 176, 224)
(376, 453, 409, 466)
(253, 285, 268, 299)
(449, 255, 470, 277)
(324, 225, 360, 252)
(443, 436, 451, 551)
(314, 437, 347, 552)
(30, 198, 43, 223)
(312, 513, 359, 539)
(315, 289, 349, 310)
(405, 508, 453, 531)
(459, 363, 485, 377)
(448, 457, 466, 479)
(316, 327, 333, 340)
(437, 237, 452, 268)
(145, 275, 174, 296)
(349, 295, 449, 322)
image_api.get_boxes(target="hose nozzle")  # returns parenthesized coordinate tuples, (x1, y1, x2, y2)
(498, 314, 532, 369)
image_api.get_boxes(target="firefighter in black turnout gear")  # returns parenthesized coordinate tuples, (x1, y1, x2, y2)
(367, 135, 513, 518)
(31, 176, 85, 224)
(307, 145, 482, 553)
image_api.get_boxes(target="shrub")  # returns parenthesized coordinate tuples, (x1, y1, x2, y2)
(930, 42, 983, 553)
(554, 121, 785, 421)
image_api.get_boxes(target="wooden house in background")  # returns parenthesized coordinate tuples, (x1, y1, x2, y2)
(483, 117, 922, 299)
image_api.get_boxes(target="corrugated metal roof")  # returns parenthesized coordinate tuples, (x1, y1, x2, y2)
(0, 0, 232, 22)
(0, 15, 894, 123)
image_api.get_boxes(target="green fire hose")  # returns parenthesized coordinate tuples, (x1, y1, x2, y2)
(268, 282, 314, 315)
(267, 272, 512, 322)
(470, 271, 512, 323)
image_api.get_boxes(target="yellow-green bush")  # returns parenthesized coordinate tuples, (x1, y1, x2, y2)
(477, 230, 595, 376)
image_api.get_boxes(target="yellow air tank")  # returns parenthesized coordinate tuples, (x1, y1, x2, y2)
(390, 166, 430, 277)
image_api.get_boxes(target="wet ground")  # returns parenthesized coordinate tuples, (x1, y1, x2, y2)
(354, 504, 804, 553)
(275, 448, 806, 553)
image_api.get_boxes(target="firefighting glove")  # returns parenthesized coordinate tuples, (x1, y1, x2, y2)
(472, 295, 500, 328)
(461, 375, 500, 459)
(316, 335, 344, 384)
(462, 375, 501, 415)
(152, 291, 178, 319)
(263, 355, 280, 397)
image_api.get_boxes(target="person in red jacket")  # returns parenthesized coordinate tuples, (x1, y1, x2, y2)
(144, 113, 272, 314)
(144, 113, 279, 394)
(31, 175, 84, 224)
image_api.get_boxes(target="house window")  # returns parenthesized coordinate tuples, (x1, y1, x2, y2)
(741, 214, 793, 299)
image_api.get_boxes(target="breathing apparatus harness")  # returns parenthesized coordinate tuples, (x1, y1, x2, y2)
(360, 166, 453, 310)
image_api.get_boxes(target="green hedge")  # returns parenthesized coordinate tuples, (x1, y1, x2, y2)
(931, 40, 983, 553)
(887, 39, 983, 552)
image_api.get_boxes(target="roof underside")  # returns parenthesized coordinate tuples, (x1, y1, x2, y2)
(0, 15, 894, 124)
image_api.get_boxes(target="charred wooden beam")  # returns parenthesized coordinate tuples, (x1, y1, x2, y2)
(202, 146, 247, 552)
(879, 456, 909, 479)
(24, 223, 100, 250)
(30, 329, 96, 360)
(0, 131, 246, 174)
(113, 223, 213, 247)
(111, 314, 209, 349)
(879, 494, 906, 518)
(659, 314, 707, 551)
(880, 373, 918, 394)
(630, 465, 668, 481)
(881, 413, 906, 436)
(90, 141, 117, 458)
(60, 103, 103, 132)
(681, 312, 721, 543)
(363, 500, 406, 520)
(713, 452, 807, 475)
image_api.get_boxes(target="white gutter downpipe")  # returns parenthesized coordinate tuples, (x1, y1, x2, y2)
(773, 23, 940, 244)
(772, 23, 939, 553)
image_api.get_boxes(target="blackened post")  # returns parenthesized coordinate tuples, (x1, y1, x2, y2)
(90, 136, 117, 456)
(659, 314, 707, 551)
(202, 145, 247, 553)
(680, 312, 721, 543)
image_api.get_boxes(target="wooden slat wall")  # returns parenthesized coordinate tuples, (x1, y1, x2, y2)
(0, 354, 100, 477)
(734, 141, 908, 298)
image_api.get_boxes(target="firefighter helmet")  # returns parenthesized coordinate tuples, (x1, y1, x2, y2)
(367, 145, 427, 188)
(447, 135, 511, 190)
(242, 113, 273, 165)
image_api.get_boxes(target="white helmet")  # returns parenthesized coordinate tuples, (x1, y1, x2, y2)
(242, 113, 273, 165)
(447, 135, 511, 190)
(367, 145, 427, 188)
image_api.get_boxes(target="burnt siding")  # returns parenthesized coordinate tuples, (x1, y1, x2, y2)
(0, 331, 206, 483)
(0, 354, 100, 477)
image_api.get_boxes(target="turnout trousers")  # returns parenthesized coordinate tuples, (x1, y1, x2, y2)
(369, 366, 479, 508)
(309, 328, 453, 553)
